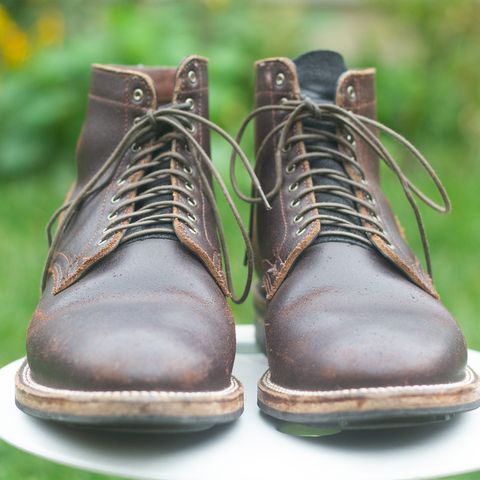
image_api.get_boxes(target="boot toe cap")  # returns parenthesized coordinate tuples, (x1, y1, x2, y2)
(265, 243, 469, 391)
(27, 296, 235, 393)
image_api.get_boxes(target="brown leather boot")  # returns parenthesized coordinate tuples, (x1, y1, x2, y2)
(238, 50, 480, 428)
(15, 56, 256, 431)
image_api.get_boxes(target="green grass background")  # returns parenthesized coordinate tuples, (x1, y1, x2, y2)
(0, 1, 479, 478)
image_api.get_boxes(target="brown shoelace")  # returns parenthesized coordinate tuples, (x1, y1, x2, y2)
(44, 101, 270, 303)
(231, 98, 451, 277)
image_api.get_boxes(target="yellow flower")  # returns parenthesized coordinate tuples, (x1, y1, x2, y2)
(3, 28, 30, 67)
(36, 11, 64, 47)
(0, 6, 31, 68)
(0, 6, 15, 44)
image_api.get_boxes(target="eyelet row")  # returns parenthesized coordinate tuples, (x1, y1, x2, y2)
(364, 194, 395, 250)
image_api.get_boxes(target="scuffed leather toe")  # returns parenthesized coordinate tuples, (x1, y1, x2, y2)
(26, 239, 235, 392)
(265, 243, 468, 391)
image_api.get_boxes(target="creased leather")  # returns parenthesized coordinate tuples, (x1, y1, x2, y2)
(335, 69, 437, 297)
(255, 57, 467, 391)
(30, 239, 235, 391)
(254, 59, 437, 299)
(48, 58, 227, 297)
(264, 242, 467, 390)
(172, 57, 228, 296)
(50, 66, 157, 294)
(253, 58, 320, 300)
(28, 59, 235, 393)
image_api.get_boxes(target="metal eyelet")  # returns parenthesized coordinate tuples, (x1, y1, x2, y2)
(132, 143, 141, 152)
(188, 226, 198, 234)
(187, 213, 197, 222)
(117, 178, 126, 186)
(275, 72, 285, 86)
(97, 238, 107, 246)
(293, 215, 303, 224)
(187, 123, 196, 134)
(347, 84, 356, 101)
(360, 177, 368, 185)
(183, 165, 193, 174)
(285, 164, 296, 174)
(290, 199, 300, 208)
(187, 70, 197, 84)
(345, 133, 356, 145)
(296, 227, 306, 236)
(187, 197, 197, 206)
(370, 212, 380, 221)
(107, 211, 117, 220)
(132, 88, 144, 103)
(185, 182, 195, 191)
(288, 182, 299, 192)
(280, 97, 289, 104)
(185, 98, 195, 110)
(111, 195, 120, 204)
(385, 239, 396, 250)
(133, 116, 142, 125)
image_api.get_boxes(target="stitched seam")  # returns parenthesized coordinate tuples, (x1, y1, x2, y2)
(53, 72, 132, 276)
(197, 64, 216, 255)
(53, 74, 151, 290)
(261, 369, 476, 396)
(22, 364, 240, 398)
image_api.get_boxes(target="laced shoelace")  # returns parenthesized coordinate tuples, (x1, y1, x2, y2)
(231, 98, 451, 277)
(44, 101, 270, 303)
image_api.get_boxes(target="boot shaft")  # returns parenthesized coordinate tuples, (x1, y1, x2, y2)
(252, 51, 437, 299)
(45, 56, 229, 296)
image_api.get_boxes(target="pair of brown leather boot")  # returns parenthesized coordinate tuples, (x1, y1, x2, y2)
(16, 51, 480, 432)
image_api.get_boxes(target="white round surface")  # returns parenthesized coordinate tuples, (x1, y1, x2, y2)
(1, 325, 479, 480)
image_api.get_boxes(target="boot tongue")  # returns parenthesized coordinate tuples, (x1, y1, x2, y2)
(293, 51, 367, 245)
(294, 50, 347, 103)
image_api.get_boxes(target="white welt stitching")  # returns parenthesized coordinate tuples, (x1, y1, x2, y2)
(21, 364, 239, 399)
(261, 368, 477, 397)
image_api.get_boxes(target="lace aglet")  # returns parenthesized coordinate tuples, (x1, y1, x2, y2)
(261, 192, 272, 211)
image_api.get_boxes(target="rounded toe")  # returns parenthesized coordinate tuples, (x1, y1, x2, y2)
(27, 296, 235, 393)
(266, 288, 468, 391)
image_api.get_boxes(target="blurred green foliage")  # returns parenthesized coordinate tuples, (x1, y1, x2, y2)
(371, 0, 480, 151)
(0, 0, 479, 479)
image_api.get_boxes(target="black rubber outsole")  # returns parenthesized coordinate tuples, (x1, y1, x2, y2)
(258, 399, 480, 430)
